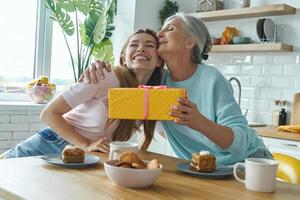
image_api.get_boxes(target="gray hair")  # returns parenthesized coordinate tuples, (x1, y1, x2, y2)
(164, 13, 212, 64)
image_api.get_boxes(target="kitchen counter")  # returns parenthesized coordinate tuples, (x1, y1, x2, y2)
(254, 126, 300, 142)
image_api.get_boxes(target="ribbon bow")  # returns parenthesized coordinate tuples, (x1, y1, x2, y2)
(138, 85, 167, 119)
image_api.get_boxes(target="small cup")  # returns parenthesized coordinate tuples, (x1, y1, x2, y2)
(234, 158, 278, 192)
(109, 141, 139, 160)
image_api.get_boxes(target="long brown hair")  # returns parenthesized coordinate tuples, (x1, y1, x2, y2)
(107, 29, 164, 150)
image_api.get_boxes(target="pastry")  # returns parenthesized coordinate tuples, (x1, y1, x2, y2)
(113, 151, 160, 169)
(147, 159, 160, 169)
(119, 151, 147, 168)
(61, 145, 85, 163)
(190, 151, 216, 172)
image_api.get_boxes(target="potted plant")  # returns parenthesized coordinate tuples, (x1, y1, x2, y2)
(159, 0, 179, 27)
(45, 0, 117, 82)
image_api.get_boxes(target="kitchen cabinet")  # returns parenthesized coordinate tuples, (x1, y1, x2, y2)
(189, 4, 296, 52)
(254, 126, 300, 159)
(262, 137, 300, 160)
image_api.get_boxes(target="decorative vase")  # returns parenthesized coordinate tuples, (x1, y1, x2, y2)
(197, 0, 224, 12)
(240, 0, 251, 8)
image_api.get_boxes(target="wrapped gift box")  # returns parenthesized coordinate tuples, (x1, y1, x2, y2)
(108, 86, 187, 120)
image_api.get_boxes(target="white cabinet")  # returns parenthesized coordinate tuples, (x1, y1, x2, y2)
(262, 137, 300, 159)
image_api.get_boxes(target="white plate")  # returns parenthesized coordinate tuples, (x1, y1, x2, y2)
(41, 153, 100, 168)
(263, 18, 275, 42)
(177, 162, 233, 179)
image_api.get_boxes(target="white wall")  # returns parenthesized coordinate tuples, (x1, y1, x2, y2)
(206, 0, 300, 50)
(112, 0, 300, 124)
(112, 0, 198, 61)
(112, 0, 300, 58)
(202, 0, 300, 124)
(0, 103, 46, 153)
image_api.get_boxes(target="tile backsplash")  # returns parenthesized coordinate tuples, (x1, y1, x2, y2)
(207, 52, 300, 124)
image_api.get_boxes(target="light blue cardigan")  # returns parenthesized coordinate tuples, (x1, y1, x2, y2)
(161, 64, 266, 165)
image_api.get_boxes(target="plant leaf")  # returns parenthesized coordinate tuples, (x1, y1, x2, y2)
(92, 39, 114, 63)
(57, 0, 76, 12)
(104, 23, 115, 40)
(93, 11, 107, 44)
(80, 0, 106, 46)
(106, 0, 117, 24)
(75, 0, 91, 15)
(45, 0, 75, 35)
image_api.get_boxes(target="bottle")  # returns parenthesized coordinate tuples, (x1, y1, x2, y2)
(279, 100, 287, 125)
(272, 100, 280, 126)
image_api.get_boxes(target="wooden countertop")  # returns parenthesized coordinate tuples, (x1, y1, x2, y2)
(254, 126, 300, 141)
(0, 152, 299, 200)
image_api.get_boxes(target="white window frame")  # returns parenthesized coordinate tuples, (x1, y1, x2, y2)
(0, 0, 53, 102)
(34, 0, 53, 79)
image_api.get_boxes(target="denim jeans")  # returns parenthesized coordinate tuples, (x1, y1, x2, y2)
(4, 128, 69, 158)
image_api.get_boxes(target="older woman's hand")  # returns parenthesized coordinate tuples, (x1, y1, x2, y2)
(169, 97, 203, 130)
(79, 60, 112, 83)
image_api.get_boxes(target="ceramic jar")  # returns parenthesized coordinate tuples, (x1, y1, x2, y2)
(240, 0, 251, 8)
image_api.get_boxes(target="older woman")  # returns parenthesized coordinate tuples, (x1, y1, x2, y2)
(82, 13, 270, 165)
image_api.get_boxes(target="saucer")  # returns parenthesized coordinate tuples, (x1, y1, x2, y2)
(41, 153, 100, 168)
(177, 162, 233, 178)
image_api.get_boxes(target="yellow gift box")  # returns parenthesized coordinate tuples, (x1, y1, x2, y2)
(108, 86, 187, 120)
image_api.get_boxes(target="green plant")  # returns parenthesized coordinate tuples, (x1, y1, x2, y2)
(45, 0, 117, 82)
(159, 0, 179, 26)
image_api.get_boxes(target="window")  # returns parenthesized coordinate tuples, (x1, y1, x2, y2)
(0, 0, 117, 101)
(50, 22, 74, 86)
(0, 0, 75, 101)
(0, 1, 37, 100)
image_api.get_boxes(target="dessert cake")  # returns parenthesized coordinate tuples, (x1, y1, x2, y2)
(190, 151, 216, 172)
(61, 145, 85, 163)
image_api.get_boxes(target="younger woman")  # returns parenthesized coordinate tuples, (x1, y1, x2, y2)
(3, 29, 163, 158)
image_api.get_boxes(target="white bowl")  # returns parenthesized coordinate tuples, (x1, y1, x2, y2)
(104, 160, 162, 188)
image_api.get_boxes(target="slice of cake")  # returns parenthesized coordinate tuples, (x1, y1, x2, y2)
(190, 151, 216, 172)
(61, 145, 85, 163)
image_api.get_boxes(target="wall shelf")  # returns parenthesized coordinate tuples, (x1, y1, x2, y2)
(190, 4, 296, 21)
(211, 43, 293, 53)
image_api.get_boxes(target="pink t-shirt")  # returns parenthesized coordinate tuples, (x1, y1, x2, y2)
(62, 71, 120, 142)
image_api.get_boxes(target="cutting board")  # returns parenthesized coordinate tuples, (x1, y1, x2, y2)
(291, 93, 300, 125)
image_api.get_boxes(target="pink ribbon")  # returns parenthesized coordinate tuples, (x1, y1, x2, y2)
(138, 85, 167, 119)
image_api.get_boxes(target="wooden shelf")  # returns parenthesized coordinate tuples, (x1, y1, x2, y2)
(211, 43, 293, 52)
(190, 4, 296, 21)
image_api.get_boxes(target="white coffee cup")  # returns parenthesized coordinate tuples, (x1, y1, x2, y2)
(234, 158, 278, 192)
(109, 141, 139, 160)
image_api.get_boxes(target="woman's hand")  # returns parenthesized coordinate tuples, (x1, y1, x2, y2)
(86, 137, 110, 153)
(169, 97, 203, 130)
(79, 60, 112, 83)
(170, 97, 234, 149)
